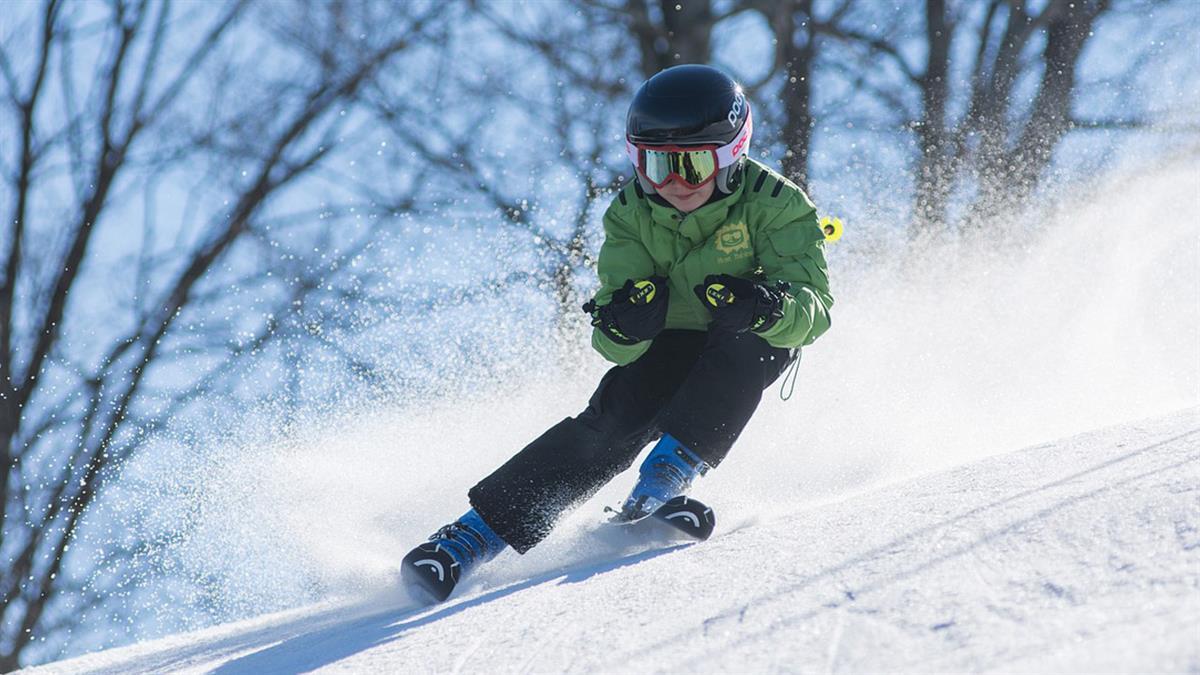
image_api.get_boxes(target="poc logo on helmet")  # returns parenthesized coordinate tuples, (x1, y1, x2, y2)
(727, 91, 746, 128)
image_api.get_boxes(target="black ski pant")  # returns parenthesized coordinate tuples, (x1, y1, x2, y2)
(468, 329, 795, 553)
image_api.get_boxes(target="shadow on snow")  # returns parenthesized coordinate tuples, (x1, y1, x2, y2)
(210, 543, 691, 674)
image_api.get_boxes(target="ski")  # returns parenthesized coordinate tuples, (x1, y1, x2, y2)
(650, 496, 716, 540)
(401, 542, 461, 604)
(607, 495, 716, 541)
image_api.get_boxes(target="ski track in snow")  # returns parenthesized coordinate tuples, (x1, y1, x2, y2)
(27, 407, 1200, 674)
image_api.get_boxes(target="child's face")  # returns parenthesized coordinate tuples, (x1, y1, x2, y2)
(657, 176, 716, 213)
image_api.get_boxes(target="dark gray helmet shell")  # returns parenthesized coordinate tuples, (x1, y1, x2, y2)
(626, 64, 751, 194)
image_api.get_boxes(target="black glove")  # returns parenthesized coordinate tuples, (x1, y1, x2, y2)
(693, 274, 788, 334)
(582, 277, 670, 345)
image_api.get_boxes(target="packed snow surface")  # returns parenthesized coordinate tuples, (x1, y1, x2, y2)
(29, 406, 1200, 674)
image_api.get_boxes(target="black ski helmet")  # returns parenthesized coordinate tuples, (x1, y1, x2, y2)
(625, 64, 753, 195)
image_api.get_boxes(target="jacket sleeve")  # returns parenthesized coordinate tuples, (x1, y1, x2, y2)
(590, 203, 657, 365)
(753, 193, 834, 349)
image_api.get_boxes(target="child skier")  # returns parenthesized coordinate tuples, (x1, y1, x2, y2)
(401, 64, 833, 602)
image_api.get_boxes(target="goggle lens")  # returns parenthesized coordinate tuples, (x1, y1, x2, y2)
(640, 147, 718, 187)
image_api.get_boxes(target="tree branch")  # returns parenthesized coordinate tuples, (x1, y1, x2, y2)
(1, 0, 61, 564)
(15, 0, 138, 417)
(816, 20, 923, 86)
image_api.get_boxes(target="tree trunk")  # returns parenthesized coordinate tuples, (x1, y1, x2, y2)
(657, 0, 713, 70)
(912, 0, 952, 237)
(964, 0, 1108, 228)
(626, 0, 714, 79)
(1007, 0, 1107, 207)
(776, 0, 816, 187)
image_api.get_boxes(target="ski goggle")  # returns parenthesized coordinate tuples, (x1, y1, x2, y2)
(633, 145, 720, 188)
(626, 107, 753, 189)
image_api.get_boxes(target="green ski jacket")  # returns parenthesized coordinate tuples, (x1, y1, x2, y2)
(591, 158, 834, 365)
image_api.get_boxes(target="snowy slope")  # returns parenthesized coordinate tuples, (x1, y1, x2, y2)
(28, 406, 1200, 674)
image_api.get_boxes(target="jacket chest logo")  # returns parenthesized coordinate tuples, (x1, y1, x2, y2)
(713, 222, 752, 259)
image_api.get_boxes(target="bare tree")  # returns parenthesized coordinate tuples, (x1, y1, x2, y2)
(0, 0, 440, 667)
(817, 0, 1147, 237)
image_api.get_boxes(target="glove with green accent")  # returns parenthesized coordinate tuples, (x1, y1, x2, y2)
(583, 277, 669, 346)
(694, 274, 787, 334)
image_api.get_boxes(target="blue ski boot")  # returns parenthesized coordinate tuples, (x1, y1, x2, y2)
(401, 508, 507, 603)
(615, 433, 710, 523)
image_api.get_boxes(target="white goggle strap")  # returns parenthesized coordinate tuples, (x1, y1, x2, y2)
(626, 139, 641, 169)
(715, 106, 752, 168)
